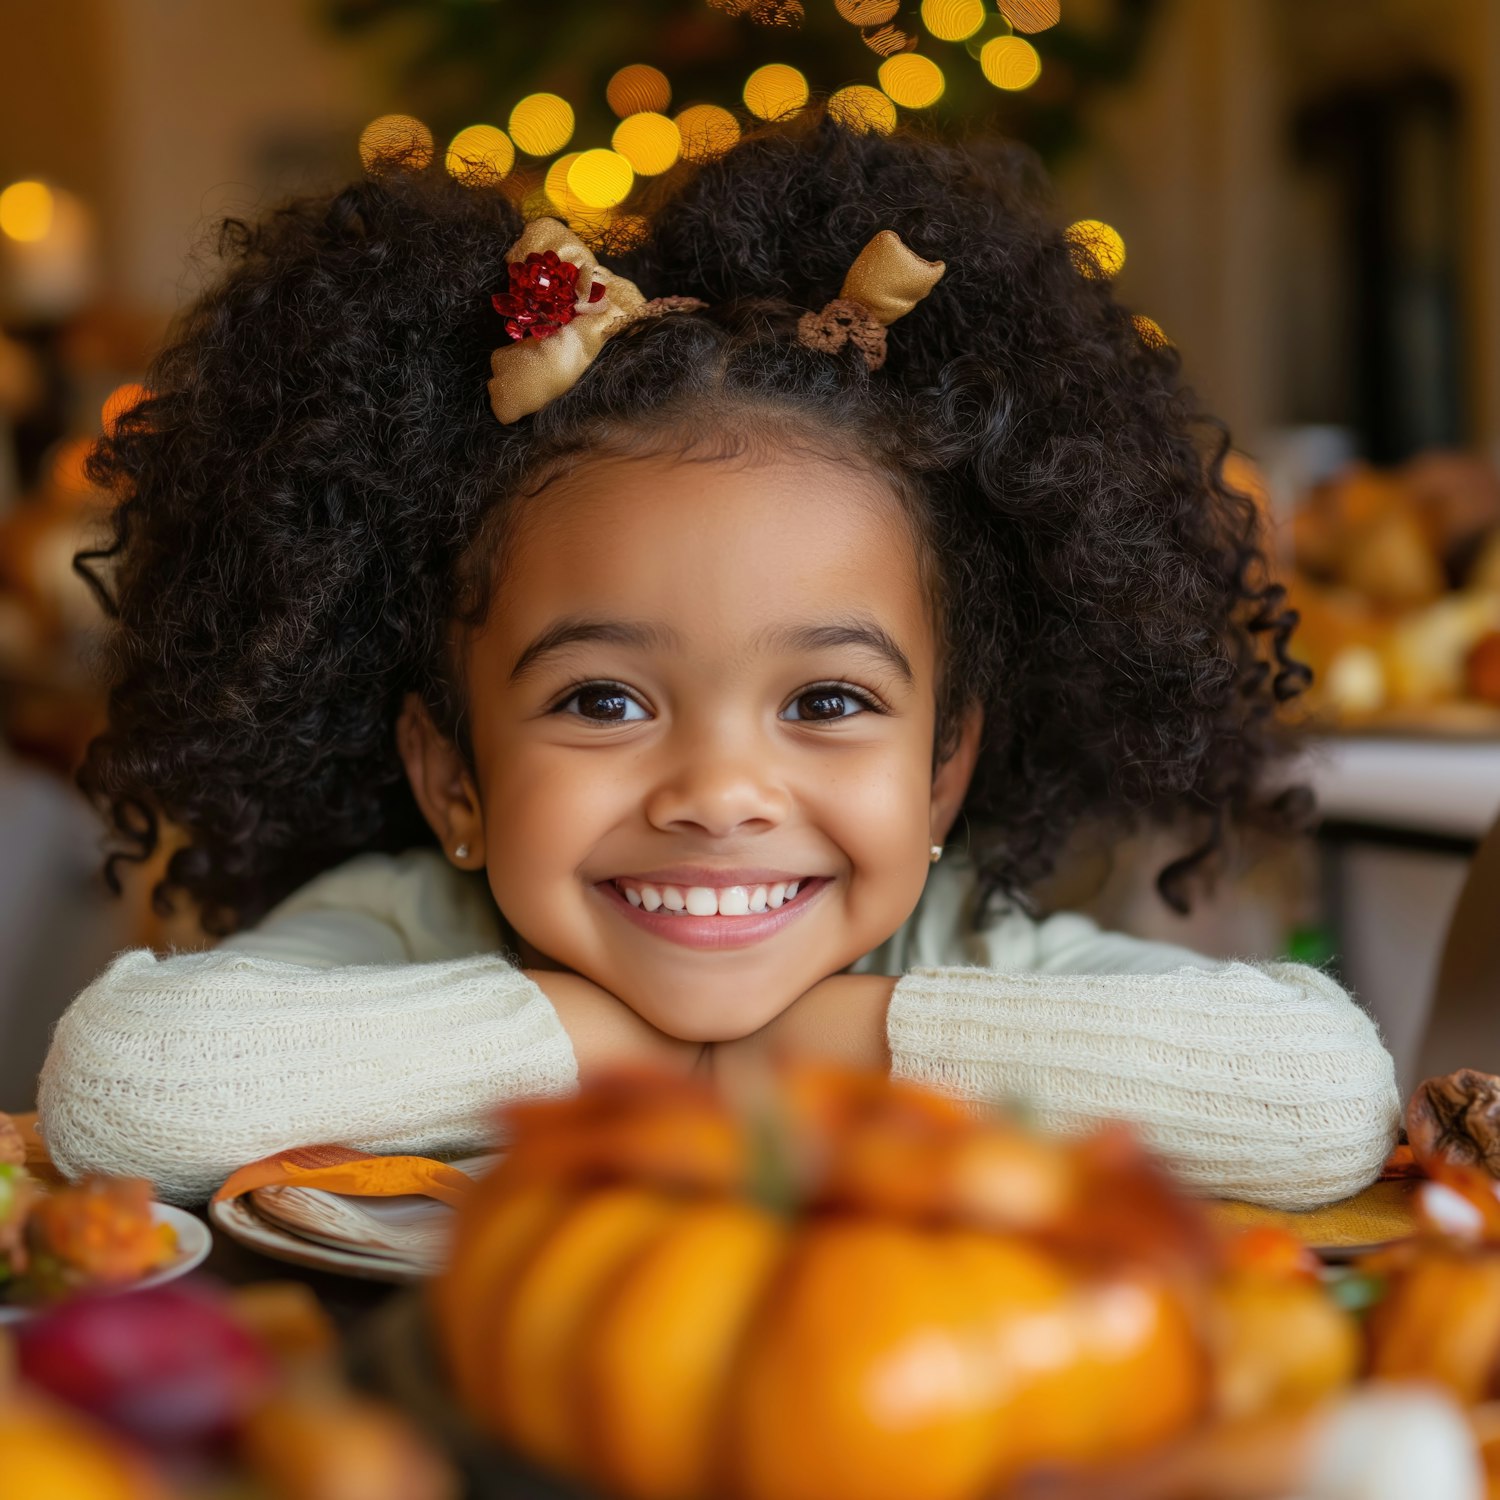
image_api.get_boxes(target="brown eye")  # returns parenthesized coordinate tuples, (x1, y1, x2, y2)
(559, 684, 647, 722)
(782, 687, 872, 722)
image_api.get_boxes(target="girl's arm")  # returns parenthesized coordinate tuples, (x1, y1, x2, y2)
(37, 922, 696, 1207)
(717, 917, 1401, 1212)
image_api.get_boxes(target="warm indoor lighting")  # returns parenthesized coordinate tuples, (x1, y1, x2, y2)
(828, 85, 898, 134)
(979, 35, 1042, 90)
(612, 112, 682, 176)
(357, 115, 434, 172)
(1132, 314, 1170, 349)
(606, 64, 672, 118)
(834, 0, 899, 21)
(1067, 219, 1127, 279)
(445, 125, 515, 182)
(0, 180, 54, 243)
(509, 94, 575, 157)
(919, 0, 985, 43)
(568, 149, 635, 210)
(743, 62, 809, 120)
(101, 383, 149, 439)
(878, 54, 946, 109)
(674, 104, 741, 162)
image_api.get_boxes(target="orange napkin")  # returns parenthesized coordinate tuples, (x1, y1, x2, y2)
(212, 1144, 474, 1209)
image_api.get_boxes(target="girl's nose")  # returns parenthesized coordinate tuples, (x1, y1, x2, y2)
(642, 745, 791, 839)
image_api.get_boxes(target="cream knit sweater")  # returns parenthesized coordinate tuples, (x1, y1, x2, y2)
(38, 849, 1399, 1209)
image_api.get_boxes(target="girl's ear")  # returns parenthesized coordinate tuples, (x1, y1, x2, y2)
(930, 703, 984, 848)
(396, 693, 486, 869)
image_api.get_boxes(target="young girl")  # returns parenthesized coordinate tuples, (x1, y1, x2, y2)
(39, 112, 1397, 1208)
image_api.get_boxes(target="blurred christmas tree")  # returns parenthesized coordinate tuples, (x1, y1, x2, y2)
(323, 0, 1158, 170)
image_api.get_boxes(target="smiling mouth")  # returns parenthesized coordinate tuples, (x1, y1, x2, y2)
(610, 878, 813, 917)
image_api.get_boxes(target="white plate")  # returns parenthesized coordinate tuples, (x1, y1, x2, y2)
(208, 1193, 425, 1284)
(0, 1204, 212, 1323)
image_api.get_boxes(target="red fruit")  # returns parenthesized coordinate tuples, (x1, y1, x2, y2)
(16, 1279, 275, 1450)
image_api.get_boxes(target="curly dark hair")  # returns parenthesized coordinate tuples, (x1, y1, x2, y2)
(79, 110, 1308, 936)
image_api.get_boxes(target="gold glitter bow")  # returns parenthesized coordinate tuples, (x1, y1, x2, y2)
(486, 221, 943, 422)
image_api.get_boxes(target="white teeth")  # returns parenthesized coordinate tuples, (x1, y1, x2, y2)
(619, 879, 810, 916)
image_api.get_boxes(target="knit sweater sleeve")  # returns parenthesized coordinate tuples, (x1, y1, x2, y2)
(886, 911, 1401, 1211)
(36, 859, 577, 1204)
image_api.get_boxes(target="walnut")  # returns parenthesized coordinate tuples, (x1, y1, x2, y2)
(1407, 1070, 1500, 1176)
(0, 1112, 23, 1168)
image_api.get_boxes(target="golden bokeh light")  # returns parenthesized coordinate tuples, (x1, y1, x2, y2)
(612, 112, 682, 176)
(828, 85, 898, 134)
(445, 125, 515, 182)
(1132, 314, 1171, 349)
(521, 184, 556, 222)
(568, 149, 636, 210)
(509, 94, 575, 157)
(0, 180, 55, 242)
(607, 64, 672, 119)
(675, 104, 741, 162)
(980, 35, 1042, 90)
(999, 0, 1061, 33)
(544, 152, 583, 210)
(1067, 219, 1127, 279)
(357, 115, 434, 172)
(609, 214, 651, 250)
(878, 54, 946, 109)
(919, 0, 985, 43)
(743, 63, 809, 120)
(834, 0, 899, 21)
(101, 383, 149, 439)
(51, 436, 94, 499)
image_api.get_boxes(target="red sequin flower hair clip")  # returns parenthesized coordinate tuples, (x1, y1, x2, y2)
(486, 218, 943, 424)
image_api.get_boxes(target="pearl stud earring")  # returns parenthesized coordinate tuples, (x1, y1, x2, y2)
(454, 843, 470, 861)
(929, 844, 943, 863)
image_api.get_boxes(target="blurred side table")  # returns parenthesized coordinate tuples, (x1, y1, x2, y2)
(1298, 735, 1500, 1093)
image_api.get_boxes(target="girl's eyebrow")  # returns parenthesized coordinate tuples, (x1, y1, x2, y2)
(509, 618, 674, 682)
(508, 615, 914, 686)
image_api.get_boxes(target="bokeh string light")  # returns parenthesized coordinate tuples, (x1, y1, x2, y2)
(568, 149, 635, 210)
(980, 35, 1043, 90)
(1066, 218, 1126, 279)
(509, 94, 576, 157)
(612, 112, 682, 176)
(999, 0, 1061, 32)
(444, 125, 515, 183)
(743, 62, 809, 120)
(878, 53, 946, 108)
(0, 180, 54, 242)
(606, 64, 671, 118)
(675, 104, 742, 161)
(1132, 315, 1172, 349)
(833, 0, 898, 21)
(358, 115, 433, 172)
(919, 0, 985, 43)
(828, 84, 898, 134)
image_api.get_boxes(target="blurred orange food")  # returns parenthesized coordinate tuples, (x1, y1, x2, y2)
(431, 1067, 1361, 1500)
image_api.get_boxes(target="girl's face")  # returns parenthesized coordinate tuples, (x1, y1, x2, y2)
(401, 448, 980, 1041)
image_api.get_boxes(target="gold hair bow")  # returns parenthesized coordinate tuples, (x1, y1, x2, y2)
(795, 230, 946, 370)
(487, 218, 649, 425)
(486, 221, 943, 423)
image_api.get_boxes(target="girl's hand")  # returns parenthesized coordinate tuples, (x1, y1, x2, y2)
(525, 969, 707, 1082)
(709, 973, 896, 1106)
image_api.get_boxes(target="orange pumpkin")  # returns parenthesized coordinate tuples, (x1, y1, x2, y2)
(431, 1069, 1212, 1500)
